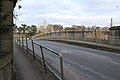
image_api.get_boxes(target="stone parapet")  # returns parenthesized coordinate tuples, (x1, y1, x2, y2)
(0, 0, 17, 80)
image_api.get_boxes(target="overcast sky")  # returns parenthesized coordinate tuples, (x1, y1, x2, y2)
(14, 0, 120, 27)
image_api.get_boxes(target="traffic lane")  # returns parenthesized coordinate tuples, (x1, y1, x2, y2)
(49, 46, 120, 80)
(24, 40, 120, 80)
(63, 51, 120, 80)
(34, 40, 120, 80)
(34, 40, 120, 63)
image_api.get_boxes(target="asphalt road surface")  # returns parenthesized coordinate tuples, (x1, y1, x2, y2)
(25, 40, 120, 80)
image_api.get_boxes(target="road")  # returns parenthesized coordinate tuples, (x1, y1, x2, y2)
(25, 40, 120, 80)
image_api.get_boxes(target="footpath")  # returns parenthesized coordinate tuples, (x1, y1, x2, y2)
(49, 39, 120, 53)
(14, 43, 46, 80)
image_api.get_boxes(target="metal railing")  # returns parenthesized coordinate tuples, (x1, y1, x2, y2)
(35, 30, 120, 47)
(15, 37, 64, 80)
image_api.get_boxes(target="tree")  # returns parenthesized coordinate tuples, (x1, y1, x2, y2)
(21, 24, 27, 34)
(96, 27, 101, 31)
(46, 24, 53, 32)
(18, 24, 37, 36)
(17, 27, 22, 39)
(64, 27, 71, 30)
(81, 25, 86, 30)
(64, 27, 76, 31)
(87, 26, 91, 31)
(53, 24, 63, 31)
(91, 25, 96, 31)
(13, 24, 18, 33)
(17, 27, 22, 33)
(26, 26, 31, 33)
(30, 25, 37, 36)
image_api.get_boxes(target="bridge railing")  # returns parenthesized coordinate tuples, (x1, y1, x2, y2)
(35, 30, 120, 47)
(15, 36, 64, 80)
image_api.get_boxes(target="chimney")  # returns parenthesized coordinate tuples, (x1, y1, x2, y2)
(110, 18, 113, 27)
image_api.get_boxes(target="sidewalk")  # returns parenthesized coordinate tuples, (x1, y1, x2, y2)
(14, 43, 45, 80)
(49, 39, 120, 53)
(63, 39, 120, 49)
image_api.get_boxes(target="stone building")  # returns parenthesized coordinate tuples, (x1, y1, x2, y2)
(109, 26, 120, 46)
(0, 0, 17, 80)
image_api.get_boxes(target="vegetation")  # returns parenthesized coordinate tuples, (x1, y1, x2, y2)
(13, 24, 37, 36)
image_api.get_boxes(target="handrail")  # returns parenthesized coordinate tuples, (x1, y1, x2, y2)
(16, 37, 64, 80)
(31, 39, 64, 80)
(33, 42, 62, 56)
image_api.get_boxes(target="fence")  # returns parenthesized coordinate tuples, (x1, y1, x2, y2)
(15, 35, 64, 80)
(35, 30, 120, 47)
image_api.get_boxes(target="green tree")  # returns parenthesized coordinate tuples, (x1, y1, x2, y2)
(30, 25, 37, 36)
(17, 27, 22, 39)
(26, 26, 31, 33)
(17, 27, 22, 33)
(21, 24, 27, 34)
(53, 24, 63, 31)
(13, 24, 18, 33)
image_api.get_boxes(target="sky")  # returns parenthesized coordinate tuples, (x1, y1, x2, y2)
(14, 0, 120, 27)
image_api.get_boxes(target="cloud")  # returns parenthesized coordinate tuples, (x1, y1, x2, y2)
(14, 0, 120, 27)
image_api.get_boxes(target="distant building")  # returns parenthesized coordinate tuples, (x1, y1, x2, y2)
(39, 25, 46, 34)
(109, 26, 120, 46)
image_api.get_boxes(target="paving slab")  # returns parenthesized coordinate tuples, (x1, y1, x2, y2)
(14, 43, 45, 80)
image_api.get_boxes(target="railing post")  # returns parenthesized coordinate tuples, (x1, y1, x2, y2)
(16, 37, 18, 43)
(20, 36, 22, 46)
(22, 35, 24, 47)
(60, 55, 64, 80)
(95, 29, 97, 44)
(18, 35, 20, 45)
(15, 37, 16, 43)
(18, 37, 19, 44)
(40, 46, 47, 73)
(31, 39, 35, 60)
(65, 30, 68, 39)
(18, 32, 20, 44)
(82, 28, 85, 41)
(26, 35, 28, 54)
(17, 37, 18, 43)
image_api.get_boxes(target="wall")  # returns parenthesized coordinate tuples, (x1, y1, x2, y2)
(0, 0, 15, 80)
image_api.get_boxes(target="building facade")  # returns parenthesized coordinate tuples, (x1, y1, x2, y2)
(109, 26, 120, 46)
(0, 0, 17, 80)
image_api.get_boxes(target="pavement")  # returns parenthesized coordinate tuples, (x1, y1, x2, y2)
(13, 43, 46, 80)
(48, 39, 120, 53)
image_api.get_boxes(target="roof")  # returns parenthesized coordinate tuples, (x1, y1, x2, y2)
(109, 26, 120, 30)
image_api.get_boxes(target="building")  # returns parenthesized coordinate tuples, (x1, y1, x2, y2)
(109, 26, 120, 46)
(0, 0, 17, 80)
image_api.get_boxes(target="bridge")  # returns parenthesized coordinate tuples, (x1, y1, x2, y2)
(13, 35, 120, 80)
(1, 0, 120, 80)
(1, 29, 120, 80)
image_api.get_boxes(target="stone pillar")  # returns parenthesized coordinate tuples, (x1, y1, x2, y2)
(0, 0, 15, 80)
